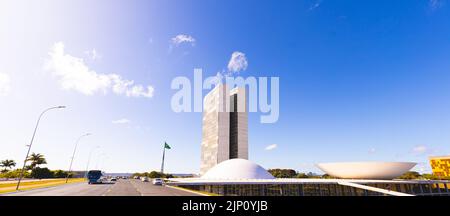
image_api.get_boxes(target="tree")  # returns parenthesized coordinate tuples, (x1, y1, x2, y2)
(321, 174, 334, 179)
(31, 167, 54, 179)
(53, 170, 71, 178)
(0, 169, 30, 179)
(268, 169, 297, 178)
(0, 159, 16, 173)
(398, 171, 421, 180)
(144, 171, 173, 178)
(306, 172, 320, 178)
(421, 173, 450, 180)
(148, 171, 163, 178)
(26, 153, 47, 170)
(296, 173, 309, 178)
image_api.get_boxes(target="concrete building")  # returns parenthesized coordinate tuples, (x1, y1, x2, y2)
(200, 84, 248, 175)
(186, 83, 450, 196)
(202, 159, 274, 180)
(316, 162, 417, 180)
(168, 159, 450, 196)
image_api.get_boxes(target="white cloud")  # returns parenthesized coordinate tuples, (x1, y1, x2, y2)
(430, 0, 444, 10)
(124, 85, 154, 98)
(412, 145, 430, 155)
(0, 73, 11, 96)
(368, 148, 376, 154)
(112, 118, 131, 124)
(45, 42, 154, 98)
(265, 144, 277, 151)
(85, 48, 101, 60)
(171, 34, 195, 46)
(227, 51, 248, 73)
(309, 0, 322, 11)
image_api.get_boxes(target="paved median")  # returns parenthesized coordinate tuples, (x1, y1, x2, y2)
(0, 178, 86, 194)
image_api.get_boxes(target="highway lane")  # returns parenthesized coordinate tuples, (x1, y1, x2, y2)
(104, 179, 140, 196)
(3, 182, 113, 196)
(124, 179, 201, 196)
(2, 179, 201, 196)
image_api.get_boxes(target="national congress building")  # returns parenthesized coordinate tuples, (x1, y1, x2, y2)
(200, 84, 248, 175)
(166, 84, 450, 196)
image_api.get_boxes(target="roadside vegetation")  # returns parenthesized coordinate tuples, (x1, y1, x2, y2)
(268, 169, 325, 178)
(131, 171, 174, 179)
(0, 153, 74, 180)
(397, 171, 450, 180)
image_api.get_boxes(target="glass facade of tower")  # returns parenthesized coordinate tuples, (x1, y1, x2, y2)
(229, 94, 239, 159)
(200, 85, 248, 175)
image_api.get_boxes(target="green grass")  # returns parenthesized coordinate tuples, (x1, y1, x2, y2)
(0, 178, 86, 194)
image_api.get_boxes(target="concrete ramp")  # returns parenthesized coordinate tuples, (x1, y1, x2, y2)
(337, 181, 414, 196)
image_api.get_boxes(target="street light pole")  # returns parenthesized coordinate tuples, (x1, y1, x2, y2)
(95, 153, 107, 170)
(84, 145, 100, 178)
(16, 106, 66, 191)
(99, 155, 108, 171)
(65, 133, 91, 183)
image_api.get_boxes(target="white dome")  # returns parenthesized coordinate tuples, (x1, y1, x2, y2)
(316, 162, 417, 180)
(202, 159, 275, 180)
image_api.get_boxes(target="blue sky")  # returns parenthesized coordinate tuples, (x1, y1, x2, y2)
(1, 0, 450, 174)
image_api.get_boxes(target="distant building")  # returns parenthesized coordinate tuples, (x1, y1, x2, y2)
(200, 84, 248, 175)
(430, 155, 450, 178)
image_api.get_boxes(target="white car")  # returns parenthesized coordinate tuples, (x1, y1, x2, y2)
(141, 176, 149, 182)
(152, 178, 163, 185)
(98, 177, 107, 183)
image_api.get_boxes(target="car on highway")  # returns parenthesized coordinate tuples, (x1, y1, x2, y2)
(141, 176, 149, 182)
(152, 178, 163, 185)
(87, 170, 103, 184)
(110, 177, 117, 182)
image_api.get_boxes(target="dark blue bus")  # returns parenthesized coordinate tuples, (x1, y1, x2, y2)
(87, 170, 103, 184)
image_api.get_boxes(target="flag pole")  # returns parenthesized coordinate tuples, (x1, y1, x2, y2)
(160, 142, 166, 174)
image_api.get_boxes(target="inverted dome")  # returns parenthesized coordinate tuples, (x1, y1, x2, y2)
(316, 162, 417, 180)
(202, 159, 275, 180)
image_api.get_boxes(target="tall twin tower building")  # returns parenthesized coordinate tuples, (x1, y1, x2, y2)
(200, 84, 248, 175)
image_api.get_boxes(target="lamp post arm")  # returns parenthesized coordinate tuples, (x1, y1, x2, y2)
(16, 106, 64, 190)
(65, 133, 90, 183)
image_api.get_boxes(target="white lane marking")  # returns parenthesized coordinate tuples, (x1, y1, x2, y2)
(102, 188, 112, 196)
(129, 179, 144, 196)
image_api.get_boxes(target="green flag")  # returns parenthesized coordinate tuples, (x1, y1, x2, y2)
(164, 142, 171, 149)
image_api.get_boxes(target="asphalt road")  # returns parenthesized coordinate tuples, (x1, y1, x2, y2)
(2, 179, 200, 196)
(3, 182, 113, 196)
(126, 179, 200, 196)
